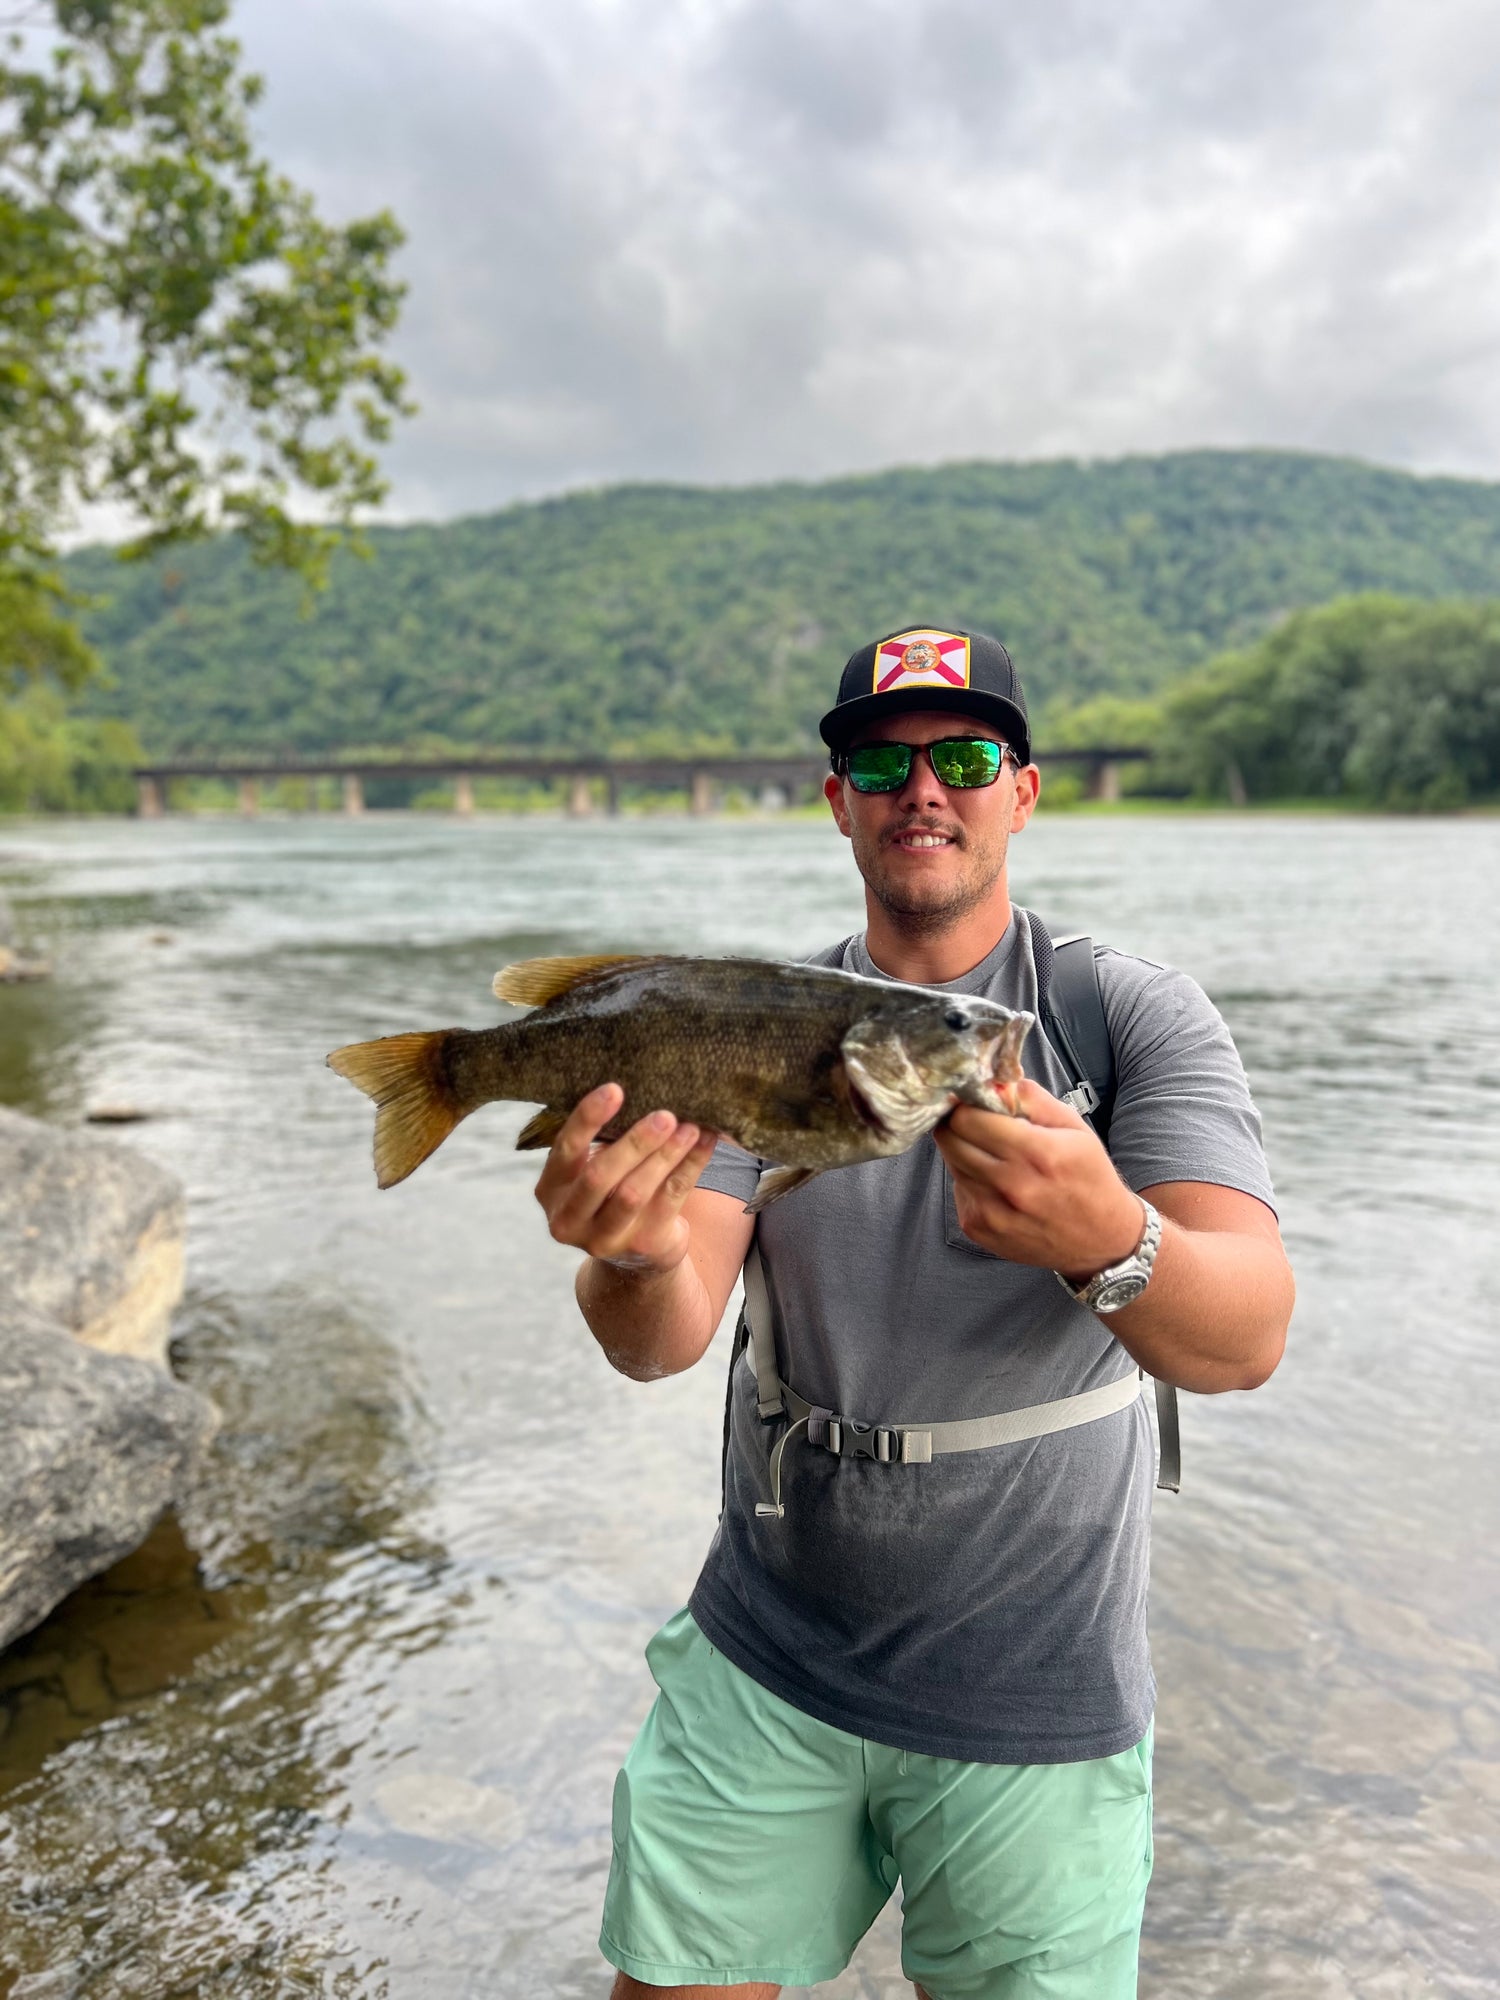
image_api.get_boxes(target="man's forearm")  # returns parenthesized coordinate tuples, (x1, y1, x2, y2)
(1107, 1218, 1292, 1394)
(575, 1252, 720, 1382)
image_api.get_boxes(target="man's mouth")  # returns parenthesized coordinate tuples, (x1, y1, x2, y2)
(889, 826, 959, 851)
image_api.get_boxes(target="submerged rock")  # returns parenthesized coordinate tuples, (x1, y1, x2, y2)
(0, 1296, 219, 1653)
(0, 895, 50, 981)
(0, 1106, 185, 1365)
(0, 949, 52, 983)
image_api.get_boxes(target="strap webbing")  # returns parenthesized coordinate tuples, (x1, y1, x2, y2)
(742, 1241, 783, 1420)
(741, 1243, 1159, 1518)
(1029, 911, 1179, 1493)
(1154, 1376, 1181, 1494)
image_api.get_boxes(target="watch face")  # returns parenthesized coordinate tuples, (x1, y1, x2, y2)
(1093, 1272, 1148, 1313)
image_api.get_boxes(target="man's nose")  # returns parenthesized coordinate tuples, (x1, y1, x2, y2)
(893, 745, 951, 808)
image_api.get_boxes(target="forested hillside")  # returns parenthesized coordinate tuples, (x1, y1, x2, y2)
(66, 449, 1500, 758)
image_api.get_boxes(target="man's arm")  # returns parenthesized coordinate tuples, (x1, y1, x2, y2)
(534, 1083, 755, 1381)
(935, 1081, 1293, 1395)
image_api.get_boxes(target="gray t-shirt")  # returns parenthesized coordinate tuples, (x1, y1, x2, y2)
(688, 908, 1275, 1764)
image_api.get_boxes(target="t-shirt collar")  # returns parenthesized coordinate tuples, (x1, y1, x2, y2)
(845, 912, 1023, 994)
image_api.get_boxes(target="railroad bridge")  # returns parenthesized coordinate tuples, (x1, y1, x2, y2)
(132, 747, 1149, 818)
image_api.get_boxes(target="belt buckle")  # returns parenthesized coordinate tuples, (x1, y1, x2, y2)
(808, 1412, 899, 1464)
(842, 1419, 897, 1464)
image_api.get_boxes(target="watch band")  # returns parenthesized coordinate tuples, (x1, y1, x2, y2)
(1054, 1198, 1162, 1313)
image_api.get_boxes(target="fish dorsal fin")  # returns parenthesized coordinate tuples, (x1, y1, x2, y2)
(492, 953, 650, 1008)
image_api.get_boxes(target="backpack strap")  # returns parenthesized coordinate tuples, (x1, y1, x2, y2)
(1028, 911, 1179, 1495)
(738, 1242, 1145, 1520)
(1030, 914, 1117, 1143)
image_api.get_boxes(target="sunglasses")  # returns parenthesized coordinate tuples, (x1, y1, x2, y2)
(836, 737, 1018, 793)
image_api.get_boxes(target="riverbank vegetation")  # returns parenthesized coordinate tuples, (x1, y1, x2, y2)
(60, 450, 1500, 767)
(8, 453, 1500, 812)
(1149, 595, 1500, 809)
(0, 691, 141, 814)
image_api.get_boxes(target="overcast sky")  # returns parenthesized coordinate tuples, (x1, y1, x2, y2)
(234, 0, 1500, 519)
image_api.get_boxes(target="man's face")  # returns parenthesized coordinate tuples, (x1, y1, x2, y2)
(824, 709, 1040, 934)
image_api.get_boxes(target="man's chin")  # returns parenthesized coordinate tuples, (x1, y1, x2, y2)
(871, 870, 983, 927)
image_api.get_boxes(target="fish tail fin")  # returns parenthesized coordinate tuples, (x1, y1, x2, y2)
(327, 1030, 467, 1188)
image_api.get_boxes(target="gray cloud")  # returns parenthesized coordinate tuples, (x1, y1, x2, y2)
(232, 0, 1500, 516)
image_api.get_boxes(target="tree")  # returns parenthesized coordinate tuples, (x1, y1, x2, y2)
(1155, 594, 1500, 808)
(0, 0, 410, 695)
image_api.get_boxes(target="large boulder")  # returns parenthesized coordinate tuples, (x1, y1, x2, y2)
(0, 1106, 185, 1364)
(0, 1295, 220, 1651)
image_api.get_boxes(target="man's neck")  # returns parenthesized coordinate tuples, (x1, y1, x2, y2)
(862, 884, 1015, 986)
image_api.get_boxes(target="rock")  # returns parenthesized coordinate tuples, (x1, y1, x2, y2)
(0, 1107, 185, 1365)
(373, 1771, 525, 1849)
(0, 896, 50, 980)
(0, 945, 51, 983)
(0, 1295, 219, 1653)
(84, 1104, 153, 1126)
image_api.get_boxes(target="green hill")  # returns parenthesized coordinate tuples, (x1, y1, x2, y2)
(64, 449, 1500, 758)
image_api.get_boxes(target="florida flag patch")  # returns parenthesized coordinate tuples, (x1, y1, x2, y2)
(873, 629, 971, 693)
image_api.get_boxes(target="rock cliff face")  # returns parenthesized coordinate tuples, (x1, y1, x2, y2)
(0, 1108, 219, 1653)
(0, 1106, 185, 1365)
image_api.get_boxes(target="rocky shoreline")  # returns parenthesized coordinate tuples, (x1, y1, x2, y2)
(0, 1106, 219, 1655)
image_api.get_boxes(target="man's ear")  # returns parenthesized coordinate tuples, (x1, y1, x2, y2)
(1011, 764, 1040, 832)
(824, 772, 853, 837)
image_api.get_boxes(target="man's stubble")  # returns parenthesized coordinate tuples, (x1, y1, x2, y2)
(848, 810, 1013, 942)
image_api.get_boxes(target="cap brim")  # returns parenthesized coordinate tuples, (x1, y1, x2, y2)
(819, 687, 1030, 762)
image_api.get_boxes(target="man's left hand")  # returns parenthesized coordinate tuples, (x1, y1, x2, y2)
(935, 1079, 1144, 1283)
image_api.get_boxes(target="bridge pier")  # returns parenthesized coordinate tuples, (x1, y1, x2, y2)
(568, 775, 594, 817)
(453, 773, 475, 816)
(136, 775, 163, 819)
(1085, 758, 1122, 804)
(342, 773, 365, 817)
(237, 776, 260, 817)
(690, 770, 716, 816)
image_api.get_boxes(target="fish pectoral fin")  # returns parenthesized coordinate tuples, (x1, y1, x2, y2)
(492, 953, 655, 1007)
(515, 1105, 568, 1150)
(745, 1165, 819, 1213)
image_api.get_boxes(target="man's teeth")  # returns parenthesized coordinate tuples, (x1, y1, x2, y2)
(900, 833, 951, 847)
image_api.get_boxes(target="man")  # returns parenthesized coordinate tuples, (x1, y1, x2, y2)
(534, 626, 1293, 1999)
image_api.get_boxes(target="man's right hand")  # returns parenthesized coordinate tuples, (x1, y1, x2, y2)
(534, 1082, 721, 1273)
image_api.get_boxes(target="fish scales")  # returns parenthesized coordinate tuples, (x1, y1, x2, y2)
(327, 952, 1031, 1200)
(456, 959, 874, 1162)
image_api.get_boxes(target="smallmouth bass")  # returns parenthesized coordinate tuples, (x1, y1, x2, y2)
(328, 952, 1031, 1208)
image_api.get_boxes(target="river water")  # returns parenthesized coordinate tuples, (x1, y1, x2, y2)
(0, 811, 1496, 2000)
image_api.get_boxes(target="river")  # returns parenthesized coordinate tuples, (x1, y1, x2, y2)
(0, 811, 1496, 1999)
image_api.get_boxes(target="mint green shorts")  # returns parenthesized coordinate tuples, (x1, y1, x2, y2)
(601, 1611, 1153, 1997)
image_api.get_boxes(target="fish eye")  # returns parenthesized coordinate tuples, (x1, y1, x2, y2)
(944, 1007, 972, 1032)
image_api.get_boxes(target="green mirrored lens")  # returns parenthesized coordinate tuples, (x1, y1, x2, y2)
(845, 743, 915, 791)
(929, 739, 1003, 787)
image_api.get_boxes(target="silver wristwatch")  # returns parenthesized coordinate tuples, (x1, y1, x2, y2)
(1055, 1199, 1162, 1314)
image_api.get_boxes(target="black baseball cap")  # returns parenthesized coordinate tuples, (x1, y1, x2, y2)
(819, 625, 1031, 764)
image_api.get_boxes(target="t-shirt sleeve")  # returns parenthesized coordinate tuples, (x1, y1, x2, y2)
(696, 1136, 762, 1206)
(1096, 949, 1277, 1211)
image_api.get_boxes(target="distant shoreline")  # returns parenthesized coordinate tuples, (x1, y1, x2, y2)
(3, 798, 1498, 825)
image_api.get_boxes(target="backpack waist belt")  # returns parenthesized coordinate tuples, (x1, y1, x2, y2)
(742, 1244, 1148, 1521)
